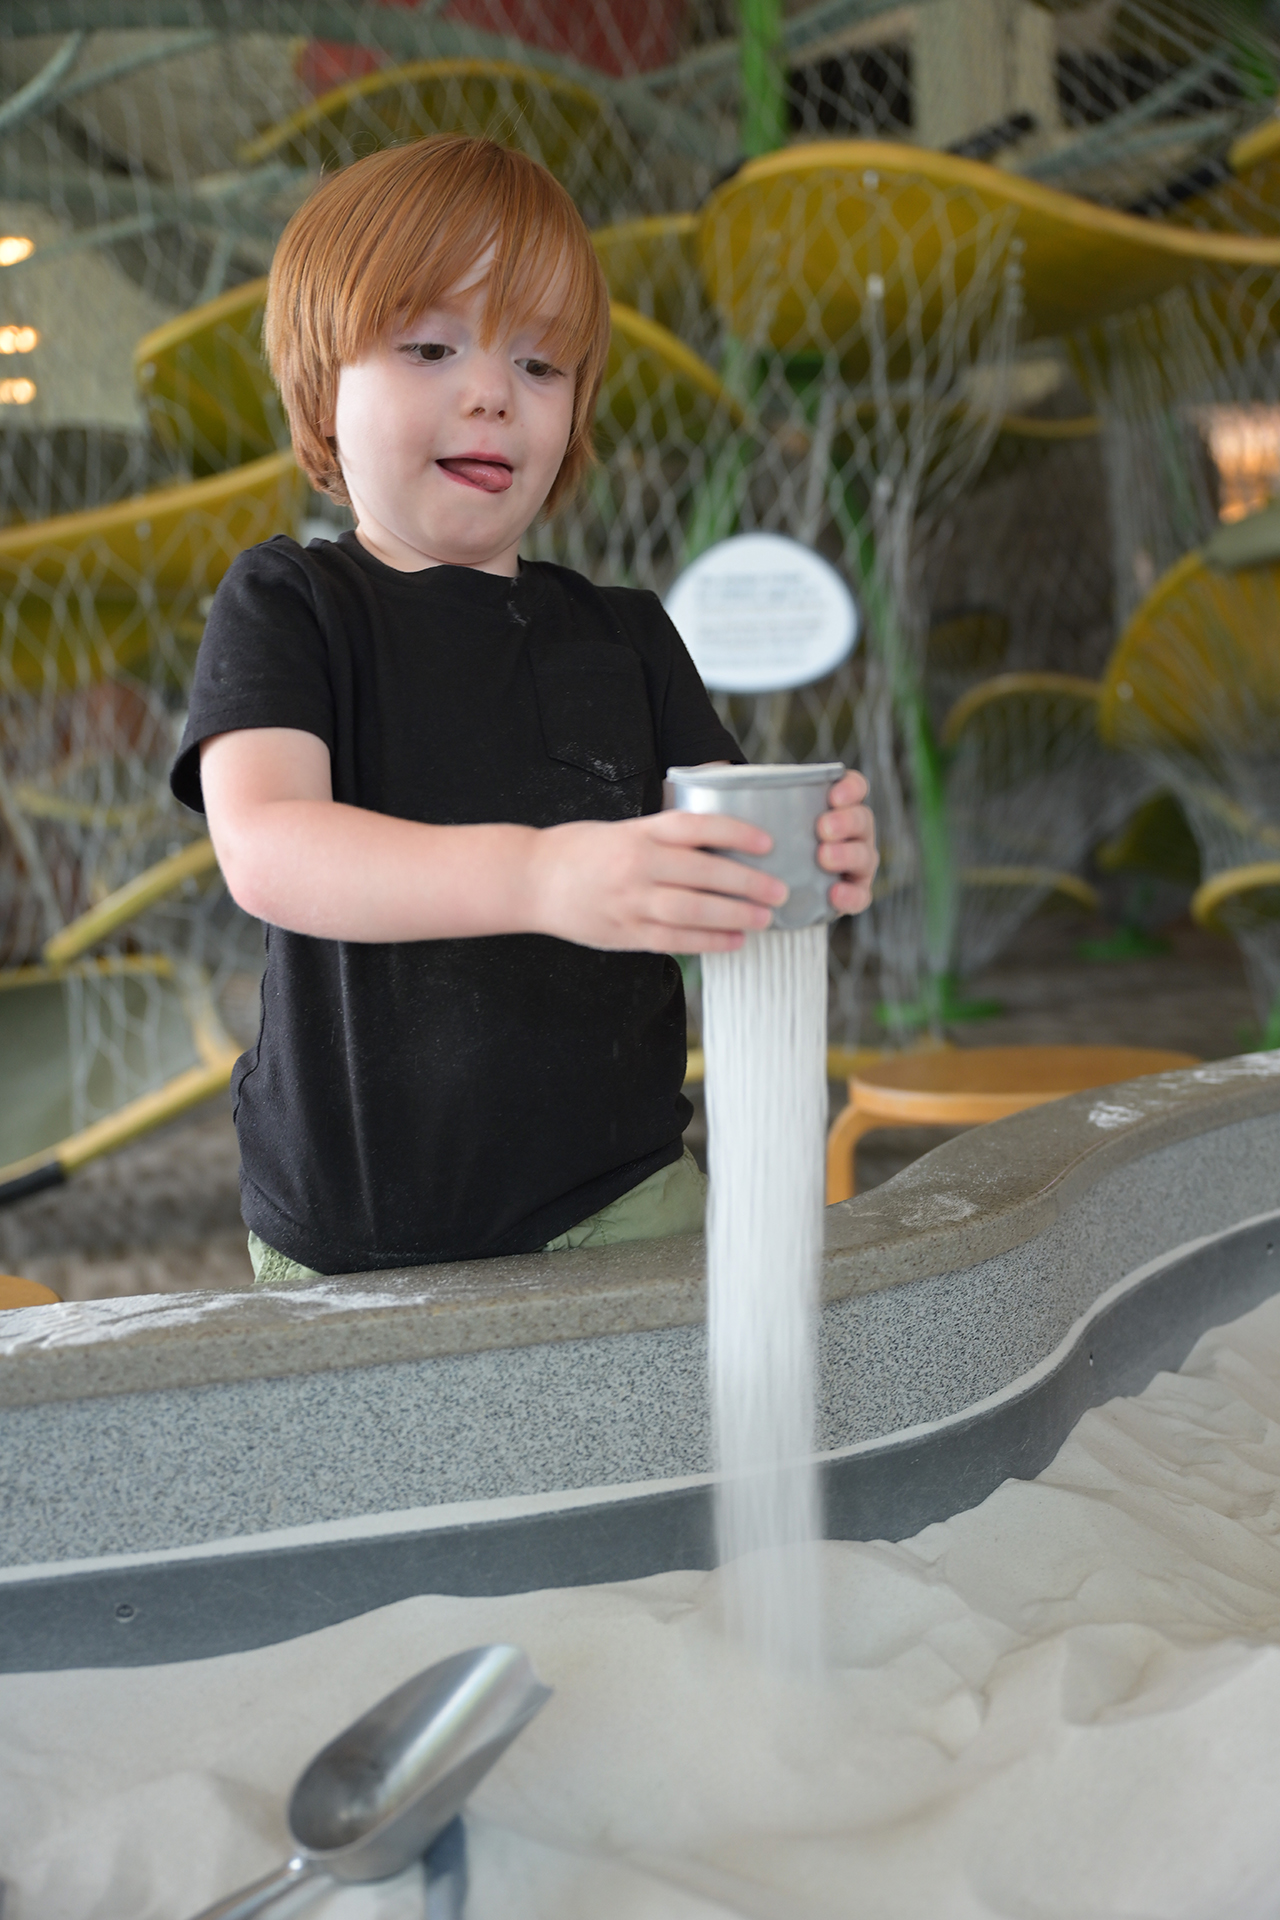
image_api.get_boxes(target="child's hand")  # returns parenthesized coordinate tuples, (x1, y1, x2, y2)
(818, 769, 878, 916)
(528, 810, 787, 954)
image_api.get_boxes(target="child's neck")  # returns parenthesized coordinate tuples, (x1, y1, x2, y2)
(353, 522, 521, 578)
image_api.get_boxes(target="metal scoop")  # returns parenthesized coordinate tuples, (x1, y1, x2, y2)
(187, 1643, 551, 1920)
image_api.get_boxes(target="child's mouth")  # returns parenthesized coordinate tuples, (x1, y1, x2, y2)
(437, 456, 513, 494)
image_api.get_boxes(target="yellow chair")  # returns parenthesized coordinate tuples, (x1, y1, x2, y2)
(1098, 534, 1280, 1037)
(134, 276, 281, 478)
(939, 672, 1128, 973)
(1165, 114, 1280, 234)
(592, 213, 710, 341)
(958, 865, 1099, 910)
(697, 139, 1280, 367)
(595, 304, 744, 457)
(1194, 863, 1280, 936)
(1192, 863, 1280, 1047)
(0, 450, 307, 694)
(238, 57, 626, 211)
(1096, 791, 1202, 890)
(0, 838, 241, 1206)
(1099, 548, 1280, 769)
(941, 670, 1107, 769)
(0, 1276, 61, 1309)
(825, 1043, 1199, 1202)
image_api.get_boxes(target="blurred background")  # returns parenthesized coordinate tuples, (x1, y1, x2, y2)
(0, 0, 1277, 1297)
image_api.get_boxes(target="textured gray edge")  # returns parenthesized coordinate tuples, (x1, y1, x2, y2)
(3, 1105, 1279, 1565)
(2, 1052, 1280, 1409)
(8, 1211, 1280, 1670)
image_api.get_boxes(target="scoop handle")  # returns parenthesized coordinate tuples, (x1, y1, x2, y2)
(184, 1855, 323, 1920)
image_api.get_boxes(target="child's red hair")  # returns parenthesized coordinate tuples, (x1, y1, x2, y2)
(265, 134, 611, 513)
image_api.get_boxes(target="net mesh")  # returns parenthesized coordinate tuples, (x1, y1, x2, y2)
(3, 0, 1280, 1178)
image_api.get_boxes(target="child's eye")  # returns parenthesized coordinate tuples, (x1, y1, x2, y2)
(401, 342, 453, 363)
(518, 357, 562, 380)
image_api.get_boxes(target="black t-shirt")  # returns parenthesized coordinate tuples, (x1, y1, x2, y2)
(171, 533, 742, 1271)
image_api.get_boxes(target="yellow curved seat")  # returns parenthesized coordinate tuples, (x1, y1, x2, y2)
(1098, 550, 1280, 759)
(0, 954, 240, 1202)
(134, 275, 280, 478)
(940, 670, 1103, 749)
(960, 865, 1099, 912)
(0, 450, 307, 693)
(1192, 861, 1280, 934)
(941, 675, 1111, 960)
(998, 413, 1100, 440)
(594, 303, 743, 456)
(0, 837, 241, 1202)
(1096, 790, 1201, 886)
(1167, 115, 1280, 233)
(238, 57, 624, 206)
(1191, 863, 1280, 1047)
(592, 214, 707, 338)
(42, 837, 221, 966)
(698, 140, 1280, 364)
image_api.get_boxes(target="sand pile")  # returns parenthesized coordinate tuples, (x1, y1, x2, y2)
(8, 1284, 1280, 1919)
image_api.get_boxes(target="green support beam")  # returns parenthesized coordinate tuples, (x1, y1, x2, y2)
(739, 0, 787, 159)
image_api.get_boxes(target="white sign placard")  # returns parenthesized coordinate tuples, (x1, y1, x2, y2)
(665, 532, 859, 694)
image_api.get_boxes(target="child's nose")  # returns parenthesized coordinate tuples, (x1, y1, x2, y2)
(463, 357, 514, 417)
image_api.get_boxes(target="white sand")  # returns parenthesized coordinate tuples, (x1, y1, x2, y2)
(703, 926, 829, 1672)
(9, 1285, 1280, 1919)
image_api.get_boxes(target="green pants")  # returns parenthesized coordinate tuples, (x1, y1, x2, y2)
(247, 1146, 707, 1288)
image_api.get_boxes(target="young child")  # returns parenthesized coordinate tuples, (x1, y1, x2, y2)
(171, 134, 877, 1281)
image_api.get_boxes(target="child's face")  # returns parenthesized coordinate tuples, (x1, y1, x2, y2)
(329, 271, 576, 575)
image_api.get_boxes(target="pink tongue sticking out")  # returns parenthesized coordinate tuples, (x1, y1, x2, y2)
(438, 457, 513, 493)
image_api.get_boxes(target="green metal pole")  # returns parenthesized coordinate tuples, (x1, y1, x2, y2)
(832, 484, 961, 1034)
(740, 0, 787, 158)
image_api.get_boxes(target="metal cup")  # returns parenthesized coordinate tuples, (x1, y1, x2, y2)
(665, 762, 846, 931)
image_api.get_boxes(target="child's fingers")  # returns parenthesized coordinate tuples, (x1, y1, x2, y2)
(654, 928, 750, 953)
(653, 808, 773, 857)
(817, 802, 875, 845)
(827, 876, 875, 917)
(817, 837, 879, 877)
(651, 845, 787, 907)
(643, 801, 880, 943)
(826, 770, 869, 809)
(650, 893, 775, 935)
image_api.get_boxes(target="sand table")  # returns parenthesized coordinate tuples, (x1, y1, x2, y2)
(9, 1284, 1280, 1919)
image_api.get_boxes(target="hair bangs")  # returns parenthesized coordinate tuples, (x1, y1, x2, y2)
(474, 198, 603, 375)
(266, 135, 611, 514)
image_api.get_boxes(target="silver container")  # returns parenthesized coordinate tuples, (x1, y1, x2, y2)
(665, 761, 846, 931)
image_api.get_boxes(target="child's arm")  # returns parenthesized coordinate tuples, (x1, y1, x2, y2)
(201, 726, 803, 954)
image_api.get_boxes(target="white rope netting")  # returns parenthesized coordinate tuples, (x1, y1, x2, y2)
(2, 0, 1280, 1171)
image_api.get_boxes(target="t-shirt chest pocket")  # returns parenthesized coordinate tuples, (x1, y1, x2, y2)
(532, 644, 656, 788)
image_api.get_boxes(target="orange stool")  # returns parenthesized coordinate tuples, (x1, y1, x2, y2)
(826, 1044, 1200, 1203)
(0, 1274, 62, 1309)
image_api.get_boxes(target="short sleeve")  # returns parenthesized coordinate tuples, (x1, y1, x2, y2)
(601, 586, 745, 772)
(170, 537, 337, 813)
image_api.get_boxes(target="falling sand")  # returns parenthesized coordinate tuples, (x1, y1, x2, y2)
(701, 924, 829, 1674)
